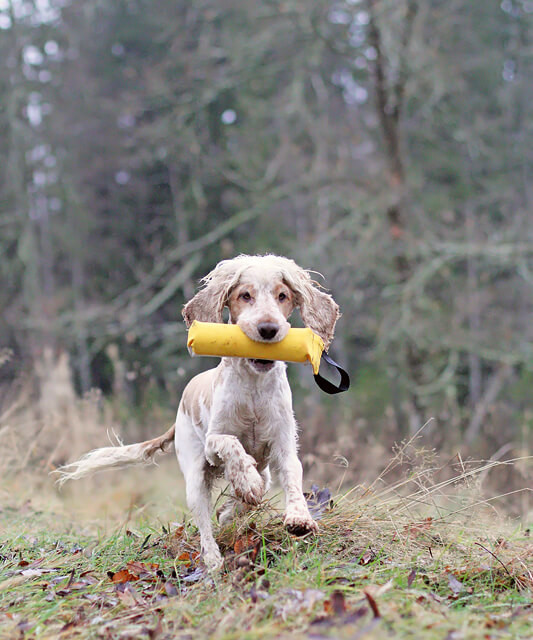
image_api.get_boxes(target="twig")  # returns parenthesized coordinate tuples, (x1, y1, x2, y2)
(474, 542, 513, 580)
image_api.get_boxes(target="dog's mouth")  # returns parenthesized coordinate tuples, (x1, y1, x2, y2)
(248, 358, 275, 372)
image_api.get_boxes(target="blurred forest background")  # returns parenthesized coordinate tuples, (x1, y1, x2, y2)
(0, 0, 532, 504)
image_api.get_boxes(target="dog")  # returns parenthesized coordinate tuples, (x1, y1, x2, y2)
(59, 255, 340, 569)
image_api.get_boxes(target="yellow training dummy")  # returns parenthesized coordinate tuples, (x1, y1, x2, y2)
(187, 321, 325, 375)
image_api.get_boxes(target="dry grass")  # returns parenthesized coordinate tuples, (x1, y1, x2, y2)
(0, 357, 532, 638)
(1, 454, 531, 640)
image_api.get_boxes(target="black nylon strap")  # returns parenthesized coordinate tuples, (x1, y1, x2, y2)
(313, 352, 350, 394)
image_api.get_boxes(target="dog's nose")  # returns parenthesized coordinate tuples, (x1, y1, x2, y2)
(258, 322, 279, 340)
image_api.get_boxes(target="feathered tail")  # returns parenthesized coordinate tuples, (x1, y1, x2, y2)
(55, 424, 176, 485)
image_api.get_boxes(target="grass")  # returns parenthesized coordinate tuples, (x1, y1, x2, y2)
(0, 372, 531, 638)
(1, 457, 531, 640)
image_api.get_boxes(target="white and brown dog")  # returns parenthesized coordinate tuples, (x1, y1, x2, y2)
(59, 255, 340, 569)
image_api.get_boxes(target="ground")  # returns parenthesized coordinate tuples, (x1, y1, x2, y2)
(0, 459, 531, 640)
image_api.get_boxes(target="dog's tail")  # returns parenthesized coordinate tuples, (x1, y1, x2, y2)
(55, 424, 176, 485)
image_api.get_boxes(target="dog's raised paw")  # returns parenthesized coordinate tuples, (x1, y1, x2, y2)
(232, 465, 264, 505)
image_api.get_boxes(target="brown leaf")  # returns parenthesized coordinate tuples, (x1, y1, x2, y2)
(234, 533, 257, 555)
(177, 551, 199, 566)
(329, 590, 346, 616)
(485, 615, 507, 629)
(126, 561, 159, 575)
(363, 590, 381, 619)
(110, 569, 140, 584)
(495, 537, 509, 549)
(407, 568, 417, 587)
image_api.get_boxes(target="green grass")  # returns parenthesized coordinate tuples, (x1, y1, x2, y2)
(1, 470, 531, 640)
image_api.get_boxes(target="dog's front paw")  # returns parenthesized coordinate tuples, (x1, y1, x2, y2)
(234, 465, 264, 505)
(284, 506, 319, 536)
(228, 456, 264, 506)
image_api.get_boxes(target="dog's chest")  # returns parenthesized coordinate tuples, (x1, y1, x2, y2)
(227, 399, 275, 463)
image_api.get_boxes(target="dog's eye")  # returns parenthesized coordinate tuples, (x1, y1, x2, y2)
(240, 291, 252, 301)
(278, 292, 288, 302)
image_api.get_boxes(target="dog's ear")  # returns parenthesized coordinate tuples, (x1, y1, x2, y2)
(182, 259, 239, 327)
(182, 276, 229, 327)
(182, 287, 226, 327)
(297, 286, 339, 350)
(284, 264, 340, 350)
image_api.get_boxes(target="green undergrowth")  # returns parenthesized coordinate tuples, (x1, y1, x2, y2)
(0, 478, 531, 640)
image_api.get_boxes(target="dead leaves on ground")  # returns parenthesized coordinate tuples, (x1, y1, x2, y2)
(304, 485, 333, 520)
(307, 589, 383, 635)
(2, 490, 532, 640)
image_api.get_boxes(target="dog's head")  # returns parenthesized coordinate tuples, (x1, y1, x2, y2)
(183, 255, 340, 355)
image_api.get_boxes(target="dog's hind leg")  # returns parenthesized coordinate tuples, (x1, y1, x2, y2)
(183, 461, 222, 569)
(175, 413, 222, 570)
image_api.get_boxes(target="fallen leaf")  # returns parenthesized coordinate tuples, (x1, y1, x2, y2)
(110, 569, 140, 584)
(484, 615, 507, 629)
(313, 594, 368, 628)
(126, 561, 159, 575)
(329, 591, 346, 616)
(234, 533, 256, 556)
(163, 580, 179, 596)
(116, 583, 143, 607)
(359, 550, 375, 566)
(233, 530, 261, 564)
(79, 571, 98, 583)
(177, 551, 199, 566)
(407, 568, 417, 587)
(448, 574, 465, 595)
(363, 590, 380, 619)
(304, 485, 333, 520)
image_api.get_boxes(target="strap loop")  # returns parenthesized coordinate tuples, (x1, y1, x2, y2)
(313, 352, 350, 394)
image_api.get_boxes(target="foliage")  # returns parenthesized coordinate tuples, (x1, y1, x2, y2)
(0, 0, 532, 451)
